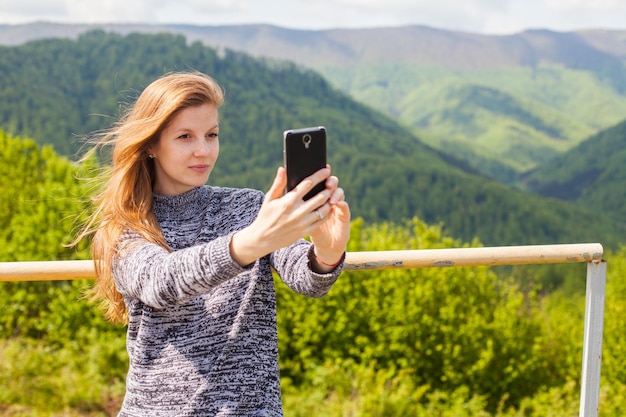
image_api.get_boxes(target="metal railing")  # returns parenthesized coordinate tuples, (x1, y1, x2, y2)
(0, 243, 607, 417)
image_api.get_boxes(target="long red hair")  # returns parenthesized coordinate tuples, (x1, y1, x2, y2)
(75, 71, 224, 324)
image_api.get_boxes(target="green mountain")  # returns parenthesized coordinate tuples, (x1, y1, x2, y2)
(524, 118, 626, 221)
(390, 79, 589, 173)
(2, 23, 626, 184)
(0, 30, 623, 248)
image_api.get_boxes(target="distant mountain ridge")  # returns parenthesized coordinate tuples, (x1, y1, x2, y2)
(2, 22, 626, 184)
(1, 22, 626, 69)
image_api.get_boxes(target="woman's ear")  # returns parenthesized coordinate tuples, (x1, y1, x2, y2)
(146, 143, 156, 159)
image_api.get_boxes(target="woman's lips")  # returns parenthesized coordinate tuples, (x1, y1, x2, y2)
(190, 164, 210, 173)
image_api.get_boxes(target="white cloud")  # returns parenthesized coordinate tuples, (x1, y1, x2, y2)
(545, 0, 624, 10)
(63, 0, 158, 23)
(0, 0, 625, 33)
(1, 0, 68, 22)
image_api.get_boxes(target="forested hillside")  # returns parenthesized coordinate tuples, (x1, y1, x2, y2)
(524, 119, 626, 220)
(0, 30, 623, 248)
(3, 23, 626, 184)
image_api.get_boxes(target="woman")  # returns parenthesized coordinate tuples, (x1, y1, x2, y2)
(77, 71, 351, 416)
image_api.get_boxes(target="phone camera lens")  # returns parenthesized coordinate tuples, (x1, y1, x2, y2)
(302, 134, 312, 148)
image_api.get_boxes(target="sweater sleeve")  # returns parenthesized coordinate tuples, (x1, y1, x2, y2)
(270, 240, 343, 298)
(113, 231, 249, 309)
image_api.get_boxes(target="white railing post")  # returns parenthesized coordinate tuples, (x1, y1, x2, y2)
(579, 260, 607, 417)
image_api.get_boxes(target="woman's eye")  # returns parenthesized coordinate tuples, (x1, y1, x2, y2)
(178, 134, 191, 140)
(208, 132, 219, 139)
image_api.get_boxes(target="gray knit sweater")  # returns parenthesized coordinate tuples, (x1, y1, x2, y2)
(112, 185, 343, 416)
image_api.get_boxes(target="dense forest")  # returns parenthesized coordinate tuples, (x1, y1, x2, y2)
(0, 30, 624, 248)
(524, 119, 626, 221)
(1, 130, 626, 416)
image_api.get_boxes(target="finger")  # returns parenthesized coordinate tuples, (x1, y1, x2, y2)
(265, 167, 287, 201)
(313, 176, 341, 204)
(313, 208, 326, 222)
(293, 167, 330, 199)
(318, 198, 349, 220)
(325, 175, 339, 191)
(328, 183, 344, 204)
(334, 200, 351, 222)
(303, 176, 340, 210)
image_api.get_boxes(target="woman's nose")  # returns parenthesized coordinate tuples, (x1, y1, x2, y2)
(194, 139, 211, 156)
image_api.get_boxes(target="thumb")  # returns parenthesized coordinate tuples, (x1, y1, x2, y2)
(265, 167, 287, 201)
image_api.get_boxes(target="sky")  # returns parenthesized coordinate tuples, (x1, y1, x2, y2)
(1, 0, 626, 35)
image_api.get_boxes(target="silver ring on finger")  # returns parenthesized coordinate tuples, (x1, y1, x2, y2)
(315, 209, 324, 220)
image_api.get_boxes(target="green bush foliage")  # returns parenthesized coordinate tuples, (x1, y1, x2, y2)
(276, 219, 580, 413)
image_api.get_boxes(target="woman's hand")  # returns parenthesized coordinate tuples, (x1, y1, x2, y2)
(307, 169, 351, 271)
(230, 166, 350, 269)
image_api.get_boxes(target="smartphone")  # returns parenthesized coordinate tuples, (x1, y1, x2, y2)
(283, 126, 327, 200)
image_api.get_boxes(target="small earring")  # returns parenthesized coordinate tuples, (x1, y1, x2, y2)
(148, 154, 155, 159)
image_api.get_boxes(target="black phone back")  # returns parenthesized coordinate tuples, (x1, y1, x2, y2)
(283, 126, 327, 200)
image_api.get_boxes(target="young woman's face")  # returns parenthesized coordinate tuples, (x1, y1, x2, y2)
(149, 103, 220, 196)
